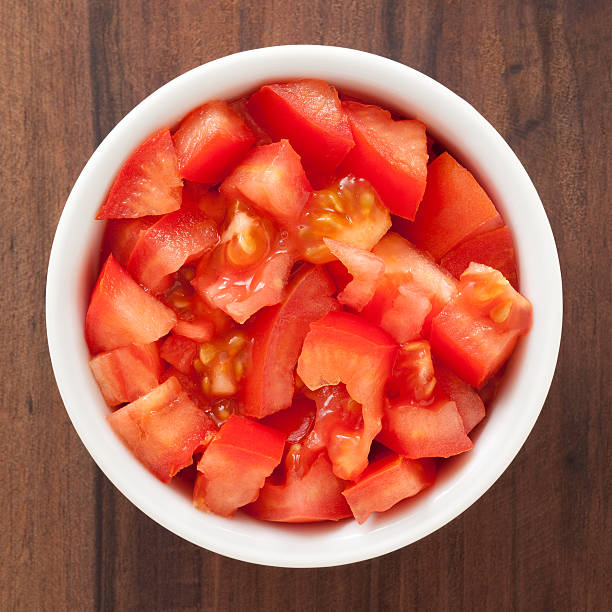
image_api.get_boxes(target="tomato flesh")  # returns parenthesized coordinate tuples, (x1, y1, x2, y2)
(241, 264, 338, 418)
(194, 415, 285, 516)
(89, 342, 162, 406)
(386, 340, 437, 402)
(96, 128, 182, 219)
(107, 377, 215, 482)
(260, 394, 316, 445)
(342, 452, 436, 523)
(85, 254, 177, 353)
(173, 100, 255, 184)
(340, 101, 428, 220)
(159, 334, 198, 375)
(101, 216, 156, 267)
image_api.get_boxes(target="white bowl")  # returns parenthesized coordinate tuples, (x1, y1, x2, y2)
(46, 45, 562, 567)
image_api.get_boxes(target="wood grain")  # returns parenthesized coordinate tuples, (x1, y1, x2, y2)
(1, 0, 610, 610)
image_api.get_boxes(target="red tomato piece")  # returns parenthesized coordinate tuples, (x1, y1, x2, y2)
(342, 453, 436, 524)
(107, 377, 215, 482)
(241, 265, 338, 418)
(194, 415, 285, 516)
(85, 255, 177, 353)
(340, 101, 428, 219)
(260, 394, 317, 445)
(399, 152, 503, 260)
(323, 238, 385, 311)
(387, 340, 437, 402)
(89, 342, 162, 406)
(173, 100, 255, 184)
(182, 181, 228, 225)
(127, 201, 218, 293)
(434, 360, 485, 434)
(297, 311, 397, 480)
(326, 259, 352, 292)
(220, 140, 312, 227)
(96, 128, 182, 219)
(245, 451, 351, 522)
(247, 79, 354, 176)
(159, 334, 198, 375)
(229, 97, 273, 146)
(101, 216, 156, 267)
(440, 226, 519, 289)
(160, 366, 211, 413)
(429, 263, 532, 388)
(378, 392, 474, 459)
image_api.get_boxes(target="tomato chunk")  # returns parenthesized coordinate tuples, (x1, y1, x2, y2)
(107, 377, 215, 482)
(297, 311, 397, 480)
(182, 181, 228, 225)
(440, 226, 519, 289)
(378, 392, 473, 459)
(247, 79, 354, 176)
(127, 201, 218, 293)
(89, 343, 162, 406)
(241, 265, 338, 418)
(96, 128, 182, 219)
(173, 100, 255, 184)
(245, 451, 351, 522)
(342, 453, 436, 523)
(323, 238, 385, 311)
(194, 415, 285, 516)
(399, 152, 502, 260)
(386, 340, 437, 402)
(85, 255, 177, 353)
(340, 101, 428, 219)
(260, 394, 316, 444)
(159, 334, 198, 375)
(101, 216, 156, 267)
(430, 263, 532, 388)
(220, 140, 312, 227)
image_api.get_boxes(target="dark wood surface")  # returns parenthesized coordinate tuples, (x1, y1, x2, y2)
(1, 1, 610, 610)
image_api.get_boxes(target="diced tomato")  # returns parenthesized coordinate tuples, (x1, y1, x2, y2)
(297, 311, 397, 480)
(297, 176, 391, 263)
(160, 366, 211, 413)
(194, 415, 285, 516)
(89, 343, 162, 406)
(182, 181, 228, 225)
(127, 201, 218, 293)
(220, 140, 312, 227)
(398, 152, 502, 260)
(85, 254, 177, 353)
(159, 334, 198, 375)
(229, 97, 273, 146)
(434, 360, 485, 433)
(342, 453, 436, 523)
(191, 202, 294, 323)
(101, 216, 156, 267)
(245, 451, 351, 522)
(260, 394, 316, 444)
(323, 238, 384, 311)
(247, 79, 354, 176)
(241, 265, 338, 418)
(326, 259, 352, 292)
(387, 341, 436, 402)
(107, 377, 215, 482)
(340, 101, 428, 220)
(378, 392, 473, 459)
(440, 226, 519, 289)
(173, 100, 255, 184)
(96, 128, 182, 219)
(429, 263, 532, 388)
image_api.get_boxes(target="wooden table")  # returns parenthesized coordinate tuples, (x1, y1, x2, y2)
(2, 1, 610, 609)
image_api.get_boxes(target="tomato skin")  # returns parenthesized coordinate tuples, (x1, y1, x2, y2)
(85, 255, 177, 353)
(244, 451, 351, 522)
(173, 100, 255, 184)
(340, 101, 428, 220)
(220, 140, 312, 227)
(440, 226, 519, 289)
(96, 128, 182, 219)
(399, 152, 502, 260)
(127, 201, 219, 293)
(378, 393, 474, 459)
(101, 216, 156, 267)
(241, 265, 338, 418)
(342, 453, 436, 524)
(159, 334, 198, 375)
(89, 343, 162, 406)
(194, 415, 285, 516)
(247, 79, 354, 176)
(107, 377, 215, 482)
(429, 263, 532, 388)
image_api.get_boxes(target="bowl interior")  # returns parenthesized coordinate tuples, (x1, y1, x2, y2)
(46, 45, 562, 567)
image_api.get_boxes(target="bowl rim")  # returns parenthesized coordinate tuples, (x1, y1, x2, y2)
(46, 44, 563, 568)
